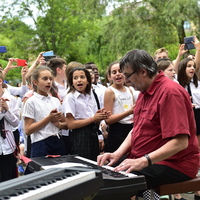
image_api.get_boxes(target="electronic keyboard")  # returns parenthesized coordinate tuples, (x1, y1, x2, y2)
(0, 167, 103, 200)
(28, 155, 147, 200)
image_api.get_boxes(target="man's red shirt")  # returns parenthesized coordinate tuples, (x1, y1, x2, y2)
(128, 71, 199, 178)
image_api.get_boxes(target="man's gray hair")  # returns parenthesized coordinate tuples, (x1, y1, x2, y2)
(120, 49, 158, 78)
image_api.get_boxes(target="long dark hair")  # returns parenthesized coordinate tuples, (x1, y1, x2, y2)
(178, 58, 198, 88)
(68, 67, 91, 94)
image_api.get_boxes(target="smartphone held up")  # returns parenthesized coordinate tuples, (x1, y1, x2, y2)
(184, 36, 195, 50)
(43, 51, 56, 63)
(0, 46, 7, 53)
(17, 59, 27, 66)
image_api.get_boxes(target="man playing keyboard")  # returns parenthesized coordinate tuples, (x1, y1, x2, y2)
(97, 49, 200, 200)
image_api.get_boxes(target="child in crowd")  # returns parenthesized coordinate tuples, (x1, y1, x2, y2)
(84, 65, 107, 152)
(157, 59, 176, 81)
(66, 62, 84, 87)
(47, 58, 70, 154)
(2, 62, 28, 179)
(178, 58, 200, 200)
(63, 67, 110, 161)
(104, 69, 112, 87)
(23, 66, 67, 158)
(0, 71, 20, 182)
(47, 58, 68, 100)
(104, 61, 134, 153)
(178, 58, 200, 151)
(3, 58, 28, 96)
(85, 62, 107, 108)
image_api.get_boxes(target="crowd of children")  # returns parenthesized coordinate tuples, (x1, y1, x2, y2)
(0, 37, 200, 200)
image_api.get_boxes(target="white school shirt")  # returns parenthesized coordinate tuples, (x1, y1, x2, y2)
(91, 86, 107, 140)
(23, 92, 63, 143)
(0, 92, 20, 155)
(54, 80, 68, 100)
(6, 84, 28, 96)
(174, 74, 179, 83)
(63, 90, 97, 120)
(185, 80, 200, 109)
(92, 83, 107, 108)
(54, 81, 69, 136)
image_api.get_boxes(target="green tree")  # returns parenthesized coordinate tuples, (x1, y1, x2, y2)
(142, 0, 199, 44)
(78, 0, 156, 69)
(0, 0, 109, 58)
(0, 0, 110, 80)
(98, 0, 199, 62)
(0, 17, 35, 60)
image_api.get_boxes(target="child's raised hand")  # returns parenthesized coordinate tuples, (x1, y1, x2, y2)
(36, 52, 45, 65)
(21, 65, 28, 77)
(0, 98, 9, 112)
(192, 36, 200, 51)
(51, 112, 62, 122)
(178, 44, 188, 56)
(49, 109, 62, 122)
(51, 108, 58, 113)
(97, 107, 111, 117)
(39, 57, 46, 66)
(7, 58, 19, 70)
(128, 104, 135, 115)
(105, 111, 112, 117)
(101, 123, 107, 132)
(92, 111, 108, 123)
(99, 139, 104, 151)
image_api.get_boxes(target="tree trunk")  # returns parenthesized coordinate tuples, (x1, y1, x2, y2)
(176, 20, 186, 44)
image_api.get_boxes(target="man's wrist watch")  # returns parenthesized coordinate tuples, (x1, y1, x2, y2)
(144, 154, 152, 166)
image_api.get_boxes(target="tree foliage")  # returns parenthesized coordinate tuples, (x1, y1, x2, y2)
(0, 0, 200, 82)
(0, 0, 108, 57)
(142, 0, 199, 44)
(0, 17, 35, 60)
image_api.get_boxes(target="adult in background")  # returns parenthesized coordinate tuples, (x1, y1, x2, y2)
(85, 62, 101, 84)
(98, 49, 199, 200)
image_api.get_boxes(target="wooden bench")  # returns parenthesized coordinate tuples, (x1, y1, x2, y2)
(153, 177, 200, 200)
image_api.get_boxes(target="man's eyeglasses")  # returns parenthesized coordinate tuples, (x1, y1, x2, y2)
(123, 70, 136, 80)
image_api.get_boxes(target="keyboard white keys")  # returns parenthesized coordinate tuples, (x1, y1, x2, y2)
(10, 171, 95, 200)
(75, 156, 137, 177)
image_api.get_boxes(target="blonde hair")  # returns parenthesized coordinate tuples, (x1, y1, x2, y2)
(154, 48, 169, 58)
